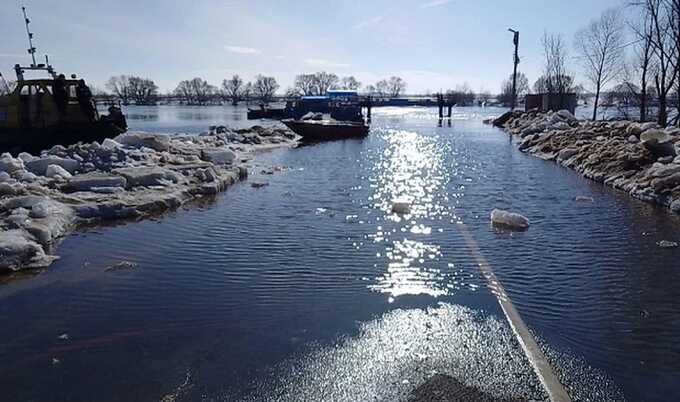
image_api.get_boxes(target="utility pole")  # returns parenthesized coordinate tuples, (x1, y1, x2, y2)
(508, 28, 520, 111)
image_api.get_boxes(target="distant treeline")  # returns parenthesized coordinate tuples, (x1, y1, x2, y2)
(93, 0, 680, 127)
(97, 72, 411, 107)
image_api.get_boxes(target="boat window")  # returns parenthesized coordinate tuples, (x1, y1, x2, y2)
(69, 85, 77, 99)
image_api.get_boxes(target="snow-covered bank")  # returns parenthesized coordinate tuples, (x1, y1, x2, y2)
(495, 110, 680, 215)
(0, 126, 297, 273)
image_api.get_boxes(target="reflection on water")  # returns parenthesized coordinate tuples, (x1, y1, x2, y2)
(113, 104, 272, 133)
(0, 106, 678, 401)
(243, 304, 548, 402)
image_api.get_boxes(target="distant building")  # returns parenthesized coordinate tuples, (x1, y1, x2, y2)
(525, 93, 577, 114)
(326, 90, 359, 102)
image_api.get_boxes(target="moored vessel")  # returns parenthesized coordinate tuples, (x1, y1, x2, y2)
(282, 118, 369, 142)
(0, 7, 127, 154)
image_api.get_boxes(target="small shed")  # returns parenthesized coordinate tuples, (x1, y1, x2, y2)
(525, 93, 577, 114)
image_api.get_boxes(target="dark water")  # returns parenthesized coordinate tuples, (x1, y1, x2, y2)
(1, 106, 679, 401)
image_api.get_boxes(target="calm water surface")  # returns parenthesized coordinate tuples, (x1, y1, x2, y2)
(1, 106, 679, 401)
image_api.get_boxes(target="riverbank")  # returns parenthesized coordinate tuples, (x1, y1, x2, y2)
(0, 126, 297, 273)
(496, 110, 680, 216)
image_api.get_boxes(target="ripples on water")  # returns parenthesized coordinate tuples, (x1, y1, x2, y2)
(0, 106, 678, 401)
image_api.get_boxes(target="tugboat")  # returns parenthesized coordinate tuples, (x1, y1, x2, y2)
(0, 7, 127, 154)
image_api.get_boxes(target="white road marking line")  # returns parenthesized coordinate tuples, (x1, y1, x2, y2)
(458, 224, 572, 402)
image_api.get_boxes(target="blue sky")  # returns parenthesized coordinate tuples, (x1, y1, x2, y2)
(1, 0, 629, 94)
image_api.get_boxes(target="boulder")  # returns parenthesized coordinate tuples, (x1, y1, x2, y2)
(671, 199, 680, 214)
(26, 157, 80, 176)
(556, 109, 577, 123)
(101, 138, 123, 150)
(17, 152, 36, 163)
(19, 172, 38, 183)
(665, 127, 680, 137)
(627, 135, 639, 144)
(557, 148, 579, 161)
(113, 167, 181, 188)
(0, 230, 58, 272)
(0, 153, 24, 173)
(640, 129, 676, 157)
(490, 209, 530, 230)
(650, 163, 680, 178)
(652, 172, 680, 192)
(115, 133, 170, 152)
(0, 183, 17, 197)
(66, 173, 127, 192)
(45, 164, 73, 179)
(200, 148, 237, 165)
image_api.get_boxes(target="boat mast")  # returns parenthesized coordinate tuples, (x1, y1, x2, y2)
(14, 6, 56, 81)
(22, 6, 37, 67)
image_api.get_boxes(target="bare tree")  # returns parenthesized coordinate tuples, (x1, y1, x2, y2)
(222, 75, 244, 105)
(312, 72, 339, 95)
(445, 83, 475, 106)
(0, 78, 16, 95)
(375, 80, 389, 97)
(628, 4, 658, 122)
(500, 72, 530, 106)
(386, 76, 407, 97)
(106, 75, 132, 105)
(294, 74, 317, 96)
(174, 78, 216, 105)
(174, 80, 193, 105)
(541, 32, 574, 94)
(364, 84, 377, 96)
(339, 76, 362, 90)
(127, 76, 158, 105)
(191, 78, 217, 105)
(639, 0, 679, 126)
(253, 75, 279, 103)
(575, 8, 626, 120)
(242, 82, 253, 104)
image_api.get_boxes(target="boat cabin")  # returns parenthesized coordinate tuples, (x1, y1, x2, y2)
(0, 77, 99, 130)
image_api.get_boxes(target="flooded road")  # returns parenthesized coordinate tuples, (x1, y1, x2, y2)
(1, 106, 678, 401)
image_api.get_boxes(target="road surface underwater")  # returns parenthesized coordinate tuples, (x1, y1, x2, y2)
(1, 106, 678, 401)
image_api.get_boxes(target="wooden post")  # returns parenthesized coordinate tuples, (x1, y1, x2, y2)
(438, 93, 444, 119)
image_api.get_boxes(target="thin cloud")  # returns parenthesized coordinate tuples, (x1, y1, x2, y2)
(304, 59, 351, 68)
(0, 53, 26, 58)
(420, 0, 453, 9)
(224, 46, 261, 55)
(352, 16, 384, 30)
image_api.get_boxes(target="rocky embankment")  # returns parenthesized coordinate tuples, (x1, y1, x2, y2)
(495, 110, 680, 214)
(0, 126, 296, 273)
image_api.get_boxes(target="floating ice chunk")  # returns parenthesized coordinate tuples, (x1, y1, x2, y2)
(657, 240, 678, 249)
(490, 209, 530, 230)
(575, 196, 594, 203)
(392, 199, 412, 214)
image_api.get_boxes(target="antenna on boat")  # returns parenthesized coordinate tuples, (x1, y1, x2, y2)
(22, 6, 37, 67)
